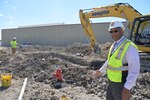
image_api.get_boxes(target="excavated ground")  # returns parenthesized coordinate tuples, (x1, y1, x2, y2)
(0, 43, 150, 100)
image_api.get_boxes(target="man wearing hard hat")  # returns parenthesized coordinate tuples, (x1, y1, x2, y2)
(10, 37, 17, 55)
(93, 21, 140, 100)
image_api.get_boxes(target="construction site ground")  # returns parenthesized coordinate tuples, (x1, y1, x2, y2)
(0, 43, 150, 100)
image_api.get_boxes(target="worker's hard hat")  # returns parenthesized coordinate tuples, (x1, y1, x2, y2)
(108, 21, 125, 31)
(13, 37, 16, 40)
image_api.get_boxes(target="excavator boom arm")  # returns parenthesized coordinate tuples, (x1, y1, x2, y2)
(79, 3, 142, 50)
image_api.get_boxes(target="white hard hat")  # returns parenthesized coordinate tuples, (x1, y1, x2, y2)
(108, 21, 125, 31)
(13, 37, 16, 40)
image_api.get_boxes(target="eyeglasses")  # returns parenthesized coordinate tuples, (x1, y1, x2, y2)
(109, 30, 119, 34)
(109, 27, 122, 34)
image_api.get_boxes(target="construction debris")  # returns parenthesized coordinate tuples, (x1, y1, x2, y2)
(0, 43, 149, 100)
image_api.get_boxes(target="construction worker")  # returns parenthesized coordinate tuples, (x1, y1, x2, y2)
(10, 37, 17, 55)
(93, 21, 140, 100)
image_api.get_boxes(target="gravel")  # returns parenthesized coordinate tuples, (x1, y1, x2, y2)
(0, 43, 149, 100)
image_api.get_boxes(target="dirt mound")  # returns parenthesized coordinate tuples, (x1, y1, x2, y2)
(99, 42, 112, 59)
(0, 43, 150, 100)
(64, 43, 92, 56)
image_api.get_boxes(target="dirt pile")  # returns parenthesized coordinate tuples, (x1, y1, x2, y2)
(0, 43, 150, 100)
(64, 43, 92, 56)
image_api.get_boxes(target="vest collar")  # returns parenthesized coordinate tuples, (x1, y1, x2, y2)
(114, 36, 125, 44)
(111, 36, 126, 55)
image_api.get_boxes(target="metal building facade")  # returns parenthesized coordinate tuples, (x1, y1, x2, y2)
(1, 22, 129, 47)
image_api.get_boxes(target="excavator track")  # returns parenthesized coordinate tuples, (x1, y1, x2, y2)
(140, 53, 150, 72)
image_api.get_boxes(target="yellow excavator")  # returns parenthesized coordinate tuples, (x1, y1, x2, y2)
(79, 3, 150, 71)
(79, 3, 150, 53)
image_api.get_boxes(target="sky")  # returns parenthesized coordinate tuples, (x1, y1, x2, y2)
(0, 0, 150, 40)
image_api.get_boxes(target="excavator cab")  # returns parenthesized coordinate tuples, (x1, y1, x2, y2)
(130, 15, 150, 52)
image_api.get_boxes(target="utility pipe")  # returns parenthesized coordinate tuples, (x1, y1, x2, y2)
(18, 78, 27, 100)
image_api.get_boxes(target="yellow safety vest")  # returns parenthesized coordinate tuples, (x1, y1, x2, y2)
(107, 39, 138, 82)
(10, 40, 17, 48)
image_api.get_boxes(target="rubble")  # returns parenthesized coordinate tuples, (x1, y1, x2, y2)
(0, 43, 150, 100)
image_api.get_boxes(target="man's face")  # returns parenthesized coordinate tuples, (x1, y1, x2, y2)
(109, 27, 123, 41)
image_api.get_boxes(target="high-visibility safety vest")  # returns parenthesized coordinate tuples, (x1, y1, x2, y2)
(107, 38, 138, 82)
(10, 40, 17, 48)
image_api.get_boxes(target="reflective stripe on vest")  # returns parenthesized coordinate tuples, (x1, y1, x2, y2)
(107, 65, 128, 71)
(107, 39, 138, 82)
(116, 40, 129, 60)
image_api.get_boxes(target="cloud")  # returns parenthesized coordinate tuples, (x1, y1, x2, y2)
(0, 13, 4, 17)
(0, 12, 15, 26)
(12, 6, 17, 11)
(3, 0, 18, 11)
(4, 0, 9, 4)
(6, 15, 15, 25)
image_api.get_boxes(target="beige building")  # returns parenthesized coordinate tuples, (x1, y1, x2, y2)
(1, 22, 129, 47)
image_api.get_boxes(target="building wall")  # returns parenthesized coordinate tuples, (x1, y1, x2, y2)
(1, 22, 129, 47)
(0, 40, 1, 46)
